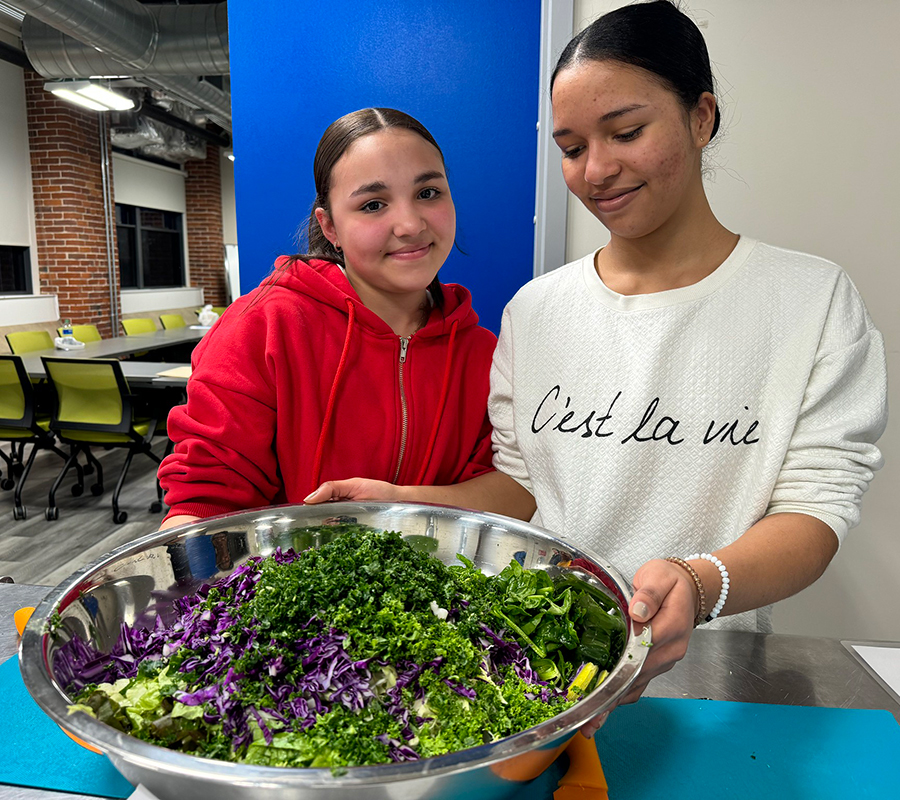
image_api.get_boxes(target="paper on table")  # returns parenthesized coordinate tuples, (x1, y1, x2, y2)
(155, 366, 192, 379)
(847, 643, 900, 700)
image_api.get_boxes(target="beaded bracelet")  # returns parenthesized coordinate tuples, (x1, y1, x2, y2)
(663, 556, 707, 627)
(685, 553, 729, 623)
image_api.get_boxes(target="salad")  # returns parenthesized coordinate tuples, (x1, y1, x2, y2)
(58, 525, 625, 769)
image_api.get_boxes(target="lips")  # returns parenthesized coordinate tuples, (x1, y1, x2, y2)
(388, 243, 432, 260)
(591, 185, 643, 213)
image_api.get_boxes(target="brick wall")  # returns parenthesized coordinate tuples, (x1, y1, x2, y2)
(185, 146, 227, 306)
(23, 72, 228, 332)
(24, 71, 118, 337)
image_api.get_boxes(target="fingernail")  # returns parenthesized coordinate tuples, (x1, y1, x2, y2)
(303, 490, 317, 502)
(633, 601, 649, 619)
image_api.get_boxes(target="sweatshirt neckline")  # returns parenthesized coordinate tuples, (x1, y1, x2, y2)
(580, 236, 757, 311)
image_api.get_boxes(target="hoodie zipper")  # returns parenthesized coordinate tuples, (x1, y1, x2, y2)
(392, 335, 412, 483)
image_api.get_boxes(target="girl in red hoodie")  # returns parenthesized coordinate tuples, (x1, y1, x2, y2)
(157, 108, 499, 529)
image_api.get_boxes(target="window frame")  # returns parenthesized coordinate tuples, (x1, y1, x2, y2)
(0, 245, 33, 295)
(116, 203, 186, 290)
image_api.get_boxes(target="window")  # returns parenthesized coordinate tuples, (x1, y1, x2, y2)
(116, 204, 185, 289)
(0, 246, 32, 294)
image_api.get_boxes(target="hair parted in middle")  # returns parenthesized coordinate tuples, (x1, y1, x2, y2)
(551, 0, 721, 140)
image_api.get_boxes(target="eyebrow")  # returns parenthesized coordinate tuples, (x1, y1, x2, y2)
(552, 104, 647, 139)
(349, 171, 445, 198)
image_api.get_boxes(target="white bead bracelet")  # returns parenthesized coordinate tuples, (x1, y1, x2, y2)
(685, 553, 729, 623)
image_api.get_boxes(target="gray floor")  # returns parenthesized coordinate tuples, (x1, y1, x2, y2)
(0, 440, 169, 587)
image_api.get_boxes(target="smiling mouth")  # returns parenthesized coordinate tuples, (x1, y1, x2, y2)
(591, 185, 643, 211)
(389, 244, 432, 259)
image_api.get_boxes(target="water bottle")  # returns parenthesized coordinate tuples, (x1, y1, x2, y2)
(61, 319, 78, 346)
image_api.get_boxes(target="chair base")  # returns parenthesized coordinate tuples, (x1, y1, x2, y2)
(46, 440, 163, 524)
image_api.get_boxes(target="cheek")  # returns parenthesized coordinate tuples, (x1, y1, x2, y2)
(560, 160, 584, 194)
(341, 218, 390, 258)
(429, 204, 456, 241)
(639, 137, 693, 192)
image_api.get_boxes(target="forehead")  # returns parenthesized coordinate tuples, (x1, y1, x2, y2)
(552, 60, 678, 118)
(330, 129, 444, 189)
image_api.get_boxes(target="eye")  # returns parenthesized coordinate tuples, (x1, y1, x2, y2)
(562, 145, 584, 160)
(418, 187, 441, 200)
(360, 200, 385, 213)
(614, 126, 644, 142)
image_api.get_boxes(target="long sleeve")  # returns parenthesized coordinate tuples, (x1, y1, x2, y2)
(489, 305, 533, 493)
(767, 274, 888, 542)
(158, 313, 282, 519)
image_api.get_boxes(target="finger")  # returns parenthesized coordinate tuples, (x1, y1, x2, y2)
(579, 710, 610, 738)
(629, 586, 664, 622)
(303, 483, 337, 503)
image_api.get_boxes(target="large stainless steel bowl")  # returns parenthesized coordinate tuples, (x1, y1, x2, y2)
(20, 502, 650, 800)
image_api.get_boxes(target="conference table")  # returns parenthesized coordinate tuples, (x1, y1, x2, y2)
(18, 327, 207, 387)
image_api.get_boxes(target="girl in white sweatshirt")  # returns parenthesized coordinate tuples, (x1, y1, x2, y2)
(307, 1, 887, 721)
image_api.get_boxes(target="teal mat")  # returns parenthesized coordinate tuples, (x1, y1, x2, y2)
(0, 654, 133, 797)
(2, 652, 899, 798)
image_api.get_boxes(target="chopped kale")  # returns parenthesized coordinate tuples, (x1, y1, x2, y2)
(65, 527, 625, 768)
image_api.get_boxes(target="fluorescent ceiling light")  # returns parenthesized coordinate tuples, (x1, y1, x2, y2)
(44, 80, 135, 112)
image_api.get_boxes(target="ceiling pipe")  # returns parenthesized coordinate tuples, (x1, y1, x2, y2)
(138, 100, 230, 148)
(21, 4, 229, 77)
(16, 0, 231, 128)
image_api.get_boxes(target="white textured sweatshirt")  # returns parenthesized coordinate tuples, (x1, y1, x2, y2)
(490, 237, 887, 632)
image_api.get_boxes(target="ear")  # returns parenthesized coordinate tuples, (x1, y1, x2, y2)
(314, 207, 339, 249)
(694, 91, 717, 146)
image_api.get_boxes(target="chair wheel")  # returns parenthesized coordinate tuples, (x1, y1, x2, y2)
(45, 507, 59, 521)
(149, 501, 163, 513)
(114, 511, 128, 524)
(1, 478, 14, 491)
(91, 484, 104, 497)
(71, 484, 84, 497)
(14, 505, 26, 520)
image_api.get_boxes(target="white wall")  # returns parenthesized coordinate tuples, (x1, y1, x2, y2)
(569, 0, 900, 641)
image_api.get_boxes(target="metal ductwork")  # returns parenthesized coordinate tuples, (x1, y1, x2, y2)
(22, 4, 228, 76)
(16, 0, 231, 129)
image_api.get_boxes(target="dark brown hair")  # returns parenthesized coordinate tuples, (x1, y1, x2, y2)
(298, 107, 447, 309)
(551, 1, 721, 140)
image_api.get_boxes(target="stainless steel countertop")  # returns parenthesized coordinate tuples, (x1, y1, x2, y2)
(2, 582, 899, 799)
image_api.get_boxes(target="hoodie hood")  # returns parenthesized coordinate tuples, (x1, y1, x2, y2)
(261, 256, 482, 337)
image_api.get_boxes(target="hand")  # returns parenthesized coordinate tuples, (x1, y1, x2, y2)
(618, 558, 697, 705)
(303, 478, 404, 504)
(579, 710, 610, 738)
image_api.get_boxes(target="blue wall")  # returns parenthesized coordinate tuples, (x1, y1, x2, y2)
(228, 0, 541, 334)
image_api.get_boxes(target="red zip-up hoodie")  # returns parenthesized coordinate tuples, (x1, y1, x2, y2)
(158, 258, 497, 519)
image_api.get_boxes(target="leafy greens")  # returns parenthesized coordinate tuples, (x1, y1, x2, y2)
(61, 525, 625, 769)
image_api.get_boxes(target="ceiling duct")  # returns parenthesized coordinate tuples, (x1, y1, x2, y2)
(16, 0, 231, 129)
(22, 4, 228, 76)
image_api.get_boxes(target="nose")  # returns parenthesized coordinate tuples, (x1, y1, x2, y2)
(392, 202, 427, 238)
(582, 143, 621, 186)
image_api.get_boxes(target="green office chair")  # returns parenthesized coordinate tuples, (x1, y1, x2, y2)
(42, 357, 165, 524)
(5, 330, 54, 355)
(121, 318, 157, 335)
(0, 355, 85, 520)
(159, 314, 186, 330)
(57, 324, 102, 343)
(194, 306, 228, 318)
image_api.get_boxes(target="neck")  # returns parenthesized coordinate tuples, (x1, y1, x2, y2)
(347, 280, 429, 337)
(597, 189, 738, 296)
